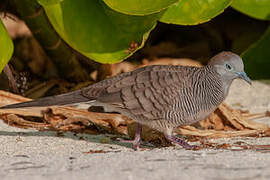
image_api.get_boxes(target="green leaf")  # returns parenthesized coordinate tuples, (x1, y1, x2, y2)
(103, 0, 177, 15)
(0, 20, 14, 73)
(242, 26, 270, 79)
(160, 0, 231, 25)
(37, 0, 63, 6)
(231, 0, 270, 21)
(41, 0, 161, 64)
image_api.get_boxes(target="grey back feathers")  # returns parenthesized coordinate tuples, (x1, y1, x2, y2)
(0, 52, 250, 135)
(85, 65, 224, 126)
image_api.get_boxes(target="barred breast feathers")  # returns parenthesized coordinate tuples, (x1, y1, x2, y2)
(165, 65, 224, 125)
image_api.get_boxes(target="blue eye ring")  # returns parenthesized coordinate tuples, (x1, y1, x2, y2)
(225, 63, 232, 70)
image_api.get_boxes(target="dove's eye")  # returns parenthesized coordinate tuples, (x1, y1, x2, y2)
(225, 63, 232, 70)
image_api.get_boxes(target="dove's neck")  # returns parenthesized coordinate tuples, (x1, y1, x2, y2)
(205, 65, 233, 99)
(221, 78, 234, 98)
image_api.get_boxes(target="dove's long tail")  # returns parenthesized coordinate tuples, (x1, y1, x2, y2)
(0, 90, 92, 109)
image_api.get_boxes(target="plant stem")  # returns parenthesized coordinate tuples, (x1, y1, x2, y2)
(11, 0, 90, 82)
(3, 64, 19, 93)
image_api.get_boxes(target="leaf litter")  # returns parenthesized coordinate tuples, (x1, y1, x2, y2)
(0, 58, 270, 151)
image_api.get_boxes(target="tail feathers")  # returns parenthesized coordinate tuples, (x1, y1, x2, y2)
(0, 90, 92, 109)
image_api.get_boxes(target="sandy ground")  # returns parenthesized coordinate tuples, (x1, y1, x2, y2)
(0, 79, 270, 180)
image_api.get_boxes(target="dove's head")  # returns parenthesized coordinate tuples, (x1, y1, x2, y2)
(209, 51, 251, 85)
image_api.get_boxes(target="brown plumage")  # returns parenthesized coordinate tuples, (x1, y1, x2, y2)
(0, 52, 251, 150)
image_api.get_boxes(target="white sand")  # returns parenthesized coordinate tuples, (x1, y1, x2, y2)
(1, 80, 270, 180)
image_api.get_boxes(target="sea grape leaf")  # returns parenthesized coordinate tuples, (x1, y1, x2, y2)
(41, 0, 161, 63)
(103, 0, 177, 15)
(232, 0, 270, 20)
(160, 0, 231, 25)
(242, 26, 270, 79)
(37, 0, 63, 6)
(0, 19, 14, 73)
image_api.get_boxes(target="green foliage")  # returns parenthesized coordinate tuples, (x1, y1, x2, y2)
(0, 0, 268, 78)
(103, 0, 177, 15)
(39, 0, 233, 63)
(242, 26, 270, 79)
(0, 20, 14, 73)
(160, 0, 232, 25)
(232, 0, 270, 20)
(35, 0, 270, 66)
(37, 0, 63, 6)
(41, 0, 161, 63)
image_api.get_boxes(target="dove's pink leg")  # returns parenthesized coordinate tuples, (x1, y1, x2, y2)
(165, 134, 199, 150)
(132, 124, 142, 150)
(119, 124, 142, 150)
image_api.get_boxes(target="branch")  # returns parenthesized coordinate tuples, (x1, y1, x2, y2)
(11, 0, 90, 82)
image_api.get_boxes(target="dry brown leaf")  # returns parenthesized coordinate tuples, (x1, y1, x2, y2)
(1, 89, 270, 145)
(0, 90, 129, 134)
(112, 62, 136, 76)
(1, 13, 31, 39)
(0, 90, 31, 104)
(83, 150, 109, 154)
(177, 103, 270, 139)
(0, 52, 270, 148)
(198, 104, 269, 131)
(141, 57, 202, 67)
(1, 114, 50, 129)
(178, 126, 267, 138)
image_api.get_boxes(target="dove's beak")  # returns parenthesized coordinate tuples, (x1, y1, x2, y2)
(237, 72, 252, 85)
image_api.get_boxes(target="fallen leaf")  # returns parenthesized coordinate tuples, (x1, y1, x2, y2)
(0, 57, 269, 148)
(83, 150, 108, 154)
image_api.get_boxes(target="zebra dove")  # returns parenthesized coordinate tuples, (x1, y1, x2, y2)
(0, 52, 251, 150)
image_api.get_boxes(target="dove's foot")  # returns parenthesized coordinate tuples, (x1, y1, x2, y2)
(119, 124, 142, 150)
(165, 134, 200, 150)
